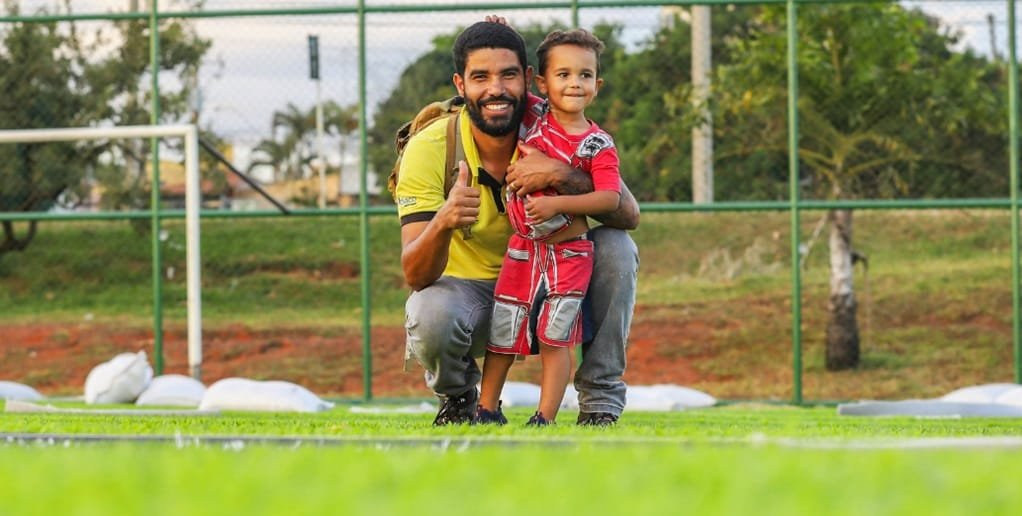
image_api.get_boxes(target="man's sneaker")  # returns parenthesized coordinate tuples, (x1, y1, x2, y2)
(526, 411, 551, 426)
(432, 388, 478, 426)
(577, 411, 618, 427)
(472, 402, 508, 425)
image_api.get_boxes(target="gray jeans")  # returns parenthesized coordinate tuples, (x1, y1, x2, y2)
(404, 226, 638, 416)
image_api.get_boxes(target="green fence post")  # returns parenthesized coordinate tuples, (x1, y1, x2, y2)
(149, 1, 165, 376)
(1010, 0, 1021, 384)
(787, 0, 803, 404)
(358, 0, 373, 402)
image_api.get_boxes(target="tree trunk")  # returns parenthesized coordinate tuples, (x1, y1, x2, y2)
(825, 208, 860, 370)
(0, 220, 38, 255)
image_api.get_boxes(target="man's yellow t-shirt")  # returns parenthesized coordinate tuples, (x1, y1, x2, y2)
(395, 108, 514, 281)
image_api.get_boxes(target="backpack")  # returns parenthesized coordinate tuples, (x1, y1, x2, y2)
(387, 95, 465, 201)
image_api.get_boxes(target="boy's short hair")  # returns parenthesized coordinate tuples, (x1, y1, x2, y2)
(536, 28, 606, 75)
(452, 21, 528, 76)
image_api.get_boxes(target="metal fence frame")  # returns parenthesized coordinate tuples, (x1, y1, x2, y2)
(1, 0, 1019, 404)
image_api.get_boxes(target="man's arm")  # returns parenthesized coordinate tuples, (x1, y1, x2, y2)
(401, 221, 453, 291)
(597, 179, 639, 230)
(401, 162, 480, 290)
(507, 145, 640, 230)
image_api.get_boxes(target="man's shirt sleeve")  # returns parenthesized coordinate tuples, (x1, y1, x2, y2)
(395, 130, 446, 225)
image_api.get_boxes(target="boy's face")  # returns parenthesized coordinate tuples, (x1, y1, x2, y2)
(536, 44, 602, 116)
(453, 48, 531, 137)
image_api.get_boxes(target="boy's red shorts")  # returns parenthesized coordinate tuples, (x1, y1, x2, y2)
(488, 233, 594, 356)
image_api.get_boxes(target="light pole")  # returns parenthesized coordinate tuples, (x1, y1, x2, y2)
(309, 34, 326, 208)
(692, 5, 713, 204)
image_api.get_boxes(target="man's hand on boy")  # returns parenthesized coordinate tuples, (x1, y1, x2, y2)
(507, 143, 572, 196)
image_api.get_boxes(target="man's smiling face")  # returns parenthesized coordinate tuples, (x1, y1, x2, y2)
(455, 48, 529, 137)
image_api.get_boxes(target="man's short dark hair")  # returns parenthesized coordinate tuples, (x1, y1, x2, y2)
(536, 28, 606, 75)
(452, 21, 528, 76)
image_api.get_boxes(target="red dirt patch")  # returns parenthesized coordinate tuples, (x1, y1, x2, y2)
(0, 311, 717, 398)
(3, 304, 1009, 401)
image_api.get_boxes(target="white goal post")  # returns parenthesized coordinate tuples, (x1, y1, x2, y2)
(0, 124, 203, 379)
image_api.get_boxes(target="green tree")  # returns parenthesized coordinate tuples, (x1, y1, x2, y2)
(82, 4, 211, 211)
(0, 1, 212, 254)
(248, 100, 358, 204)
(594, 6, 769, 202)
(270, 103, 317, 181)
(713, 4, 1006, 369)
(367, 33, 454, 186)
(0, 8, 98, 253)
(246, 139, 293, 182)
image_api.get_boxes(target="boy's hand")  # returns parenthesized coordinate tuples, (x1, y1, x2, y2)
(440, 161, 480, 232)
(524, 195, 559, 223)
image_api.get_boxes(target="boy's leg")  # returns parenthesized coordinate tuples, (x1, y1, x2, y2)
(405, 277, 495, 399)
(479, 350, 516, 411)
(537, 343, 572, 422)
(576, 226, 639, 421)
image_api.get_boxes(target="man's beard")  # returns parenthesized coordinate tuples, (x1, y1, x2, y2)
(465, 94, 527, 137)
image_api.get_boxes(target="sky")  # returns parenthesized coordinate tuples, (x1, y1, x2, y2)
(9, 1, 1015, 182)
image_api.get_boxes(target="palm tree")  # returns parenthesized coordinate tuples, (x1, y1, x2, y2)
(323, 101, 359, 201)
(270, 103, 316, 180)
(797, 104, 920, 368)
(246, 139, 293, 182)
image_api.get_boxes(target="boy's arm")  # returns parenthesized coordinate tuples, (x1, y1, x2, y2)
(508, 146, 639, 229)
(525, 191, 620, 222)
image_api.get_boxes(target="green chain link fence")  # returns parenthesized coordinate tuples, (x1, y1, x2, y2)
(1, 0, 1020, 403)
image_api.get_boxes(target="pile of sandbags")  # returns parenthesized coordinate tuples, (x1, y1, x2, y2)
(81, 351, 332, 412)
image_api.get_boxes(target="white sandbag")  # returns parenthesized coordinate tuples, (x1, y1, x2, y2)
(198, 378, 334, 413)
(499, 382, 541, 408)
(941, 383, 1019, 404)
(646, 384, 717, 408)
(0, 381, 44, 401)
(624, 385, 717, 411)
(625, 385, 679, 411)
(136, 374, 207, 407)
(993, 385, 1022, 407)
(84, 351, 153, 404)
(561, 385, 579, 410)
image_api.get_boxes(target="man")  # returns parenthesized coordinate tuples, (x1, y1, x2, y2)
(395, 19, 639, 426)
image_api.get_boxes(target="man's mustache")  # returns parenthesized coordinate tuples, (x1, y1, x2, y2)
(476, 95, 517, 106)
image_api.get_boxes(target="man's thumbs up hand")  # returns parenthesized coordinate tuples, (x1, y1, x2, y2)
(440, 160, 479, 236)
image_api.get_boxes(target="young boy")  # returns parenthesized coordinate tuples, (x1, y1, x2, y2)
(475, 29, 621, 425)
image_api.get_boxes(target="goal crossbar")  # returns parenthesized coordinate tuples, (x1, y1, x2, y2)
(0, 124, 204, 379)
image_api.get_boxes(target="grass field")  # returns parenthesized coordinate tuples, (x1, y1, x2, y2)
(3, 402, 1022, 515)
(1, 209, 1012, 326)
